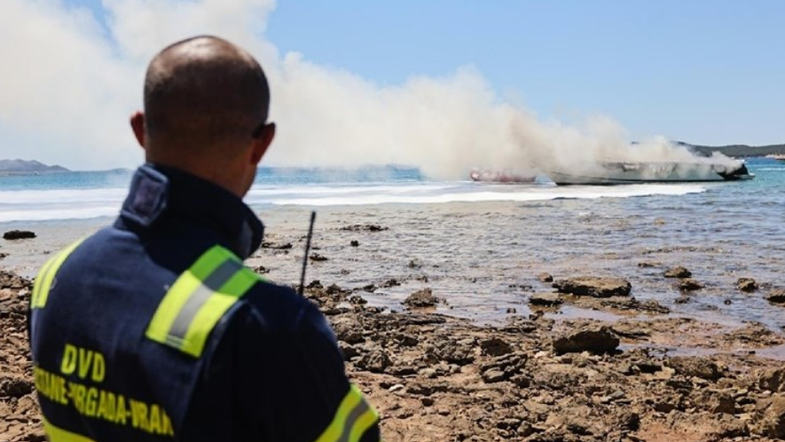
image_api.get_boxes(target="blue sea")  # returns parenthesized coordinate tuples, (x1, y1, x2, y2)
(1, 159, 781, 223)
(1, 158, 784, 336)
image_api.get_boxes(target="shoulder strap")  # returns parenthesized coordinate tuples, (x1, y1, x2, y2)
(146, 245, 262, 358)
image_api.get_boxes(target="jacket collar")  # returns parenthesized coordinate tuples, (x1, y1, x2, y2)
(118, 164, 264, 259)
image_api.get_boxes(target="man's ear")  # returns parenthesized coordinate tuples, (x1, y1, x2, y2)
(250, 122, 276, 164)
(130, 111, 146, 148)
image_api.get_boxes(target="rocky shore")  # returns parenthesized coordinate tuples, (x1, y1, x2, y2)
(0, 272, 44, 441)
(3, 265, 785, 442)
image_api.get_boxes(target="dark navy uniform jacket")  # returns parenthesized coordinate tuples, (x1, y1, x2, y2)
(28, 165, 380, 442)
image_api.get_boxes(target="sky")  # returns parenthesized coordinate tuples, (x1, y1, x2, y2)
(0, 0, 783, 173)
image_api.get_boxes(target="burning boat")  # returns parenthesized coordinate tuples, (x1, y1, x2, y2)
(545, 160, 754, 185)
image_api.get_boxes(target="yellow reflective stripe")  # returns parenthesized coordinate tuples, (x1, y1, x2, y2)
(31, 239, 85, 309)
(315, 385, 362, 442)
(146, 245, 230, 346)
(315, 384, 378, 442)
(188, 245, 237, 280)
(31, 254, 58, 308)
(146, 245, 262, 358)
(146, 271, 203, 346)
(349, 405, 378, 442)
(42, 417, 96, 442)
(179, 268, 258, 357)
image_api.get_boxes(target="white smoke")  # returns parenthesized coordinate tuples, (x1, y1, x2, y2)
(0, 0, 735, 178)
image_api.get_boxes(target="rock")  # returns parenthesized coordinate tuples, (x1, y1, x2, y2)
(429, 338, 475, 365)
(600, 390, 625, 404)
(403, 288, 439, 308)
(538, 403, 597, 436)
(752, 393, 785, 438)
(664, 266, 691, 278)
(3, 230, 35, 240)
(552, 277, 631, 298)
(653, 398, 678, 413)
(479, 337, 513, 357)
(394, 333, 418, 347)
(603, 298, 670, 314)
(309, 253, 328, 262)
(737, 278, 758, 292)
(0, 374, 33, 398)
(408, 259, 423, 269)
(616, 411, 640, 431)
(251, 265, 268, 274)
(705, 414, 750, 439)
(695, 389, 736, 414)
(666, 356, 723, 380)
(356, 349, 391, 373)
(0, 252, 7, 260)
(758, 367, 785, 393)
(553, 324, 619, 354)
(481, 369, 507, 383)
(348, 295, 367, 305)
(319, 284, 349, 297)
(611, 322, 651, 340)
(339, 343, 360, 360)
(529, 293, 562, 307)
(381, 278, 401, 288)
(418, 368, 437, 379)
(260, 241, 292, 250)
(350, 240, 360, 247)
(332, 321, 365, 344)
(509, 283, 533, 291)
(678, 278, 704, 291)
(637, 261, 660, 268)
(537, 273, 553, 283)
(766, 289, 785, 304)
(725, 322, 783, 347)
(0, 271, 31, 290)
(340, 224, 388, 232)
(479, 352, 527, 384)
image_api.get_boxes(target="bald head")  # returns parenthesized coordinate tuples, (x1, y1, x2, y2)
(143, 36, 270, 156)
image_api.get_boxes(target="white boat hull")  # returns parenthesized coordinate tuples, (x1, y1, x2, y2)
(547, 162, 753, 185)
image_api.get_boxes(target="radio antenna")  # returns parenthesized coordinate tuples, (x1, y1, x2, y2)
(298, 211, 317, 296)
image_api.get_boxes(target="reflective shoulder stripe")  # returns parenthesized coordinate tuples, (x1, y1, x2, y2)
(31, 239, 85, 309)
(43, 417, 96, 442)
(315, 384, 379, 442)
(146, 245, 261, 358)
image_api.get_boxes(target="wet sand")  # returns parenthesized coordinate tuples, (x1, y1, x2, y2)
(2, 201, 785, 441)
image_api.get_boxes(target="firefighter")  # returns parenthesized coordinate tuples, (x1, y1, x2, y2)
(28, 35, 380, 442)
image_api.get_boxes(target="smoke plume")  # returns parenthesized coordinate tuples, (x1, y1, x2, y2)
(0, 0, 732, 178)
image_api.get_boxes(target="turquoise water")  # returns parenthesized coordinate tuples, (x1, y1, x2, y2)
(0, 165, 424, 192)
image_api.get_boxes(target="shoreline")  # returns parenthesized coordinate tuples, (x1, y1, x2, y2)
(2, 200, 784, 328)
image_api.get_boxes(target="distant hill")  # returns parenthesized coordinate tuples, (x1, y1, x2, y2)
(676, 142, 785, 158)
(0, 159, 69, 173)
